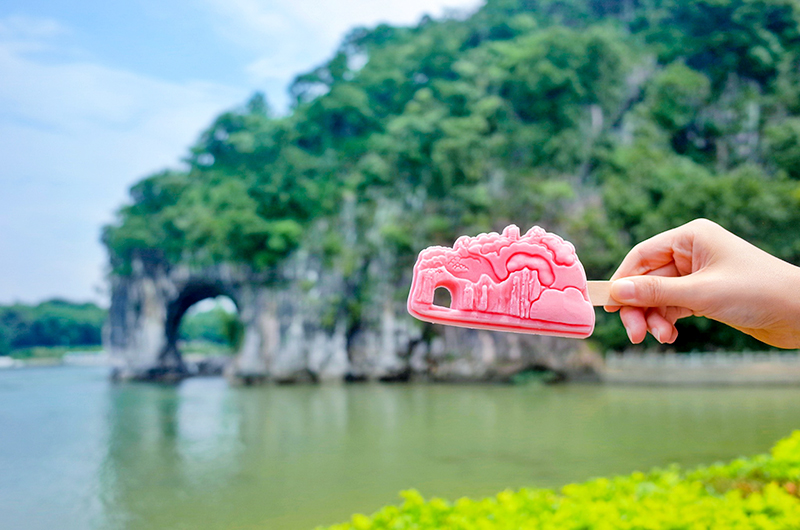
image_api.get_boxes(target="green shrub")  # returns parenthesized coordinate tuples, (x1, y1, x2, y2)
(319, 432, 800, 529)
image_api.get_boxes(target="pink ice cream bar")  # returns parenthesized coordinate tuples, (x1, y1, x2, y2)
(407, 225, 595, 338)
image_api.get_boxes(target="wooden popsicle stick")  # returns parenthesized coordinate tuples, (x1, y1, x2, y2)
(587, 280, 616, 306)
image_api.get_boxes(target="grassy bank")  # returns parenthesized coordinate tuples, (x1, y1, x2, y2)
(320, 432, 800, 529)
(8, 344, 103, 361)
(4, 340, 232, 362)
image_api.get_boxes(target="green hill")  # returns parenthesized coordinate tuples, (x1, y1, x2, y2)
(103, 0, 800, 353)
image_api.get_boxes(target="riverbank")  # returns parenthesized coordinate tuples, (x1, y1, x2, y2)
(6, 350, 800, 386)
(601, 351, 800, 385)
(0, 351, 230, 376)
(0, 354, 93, 369)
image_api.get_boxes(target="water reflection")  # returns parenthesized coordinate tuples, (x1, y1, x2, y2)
(98, 380, 800, 530)
(102, 379, 245, 529)
(3, 368, 800, 530)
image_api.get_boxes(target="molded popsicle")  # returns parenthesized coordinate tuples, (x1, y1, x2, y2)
(407, 225, 596, 338)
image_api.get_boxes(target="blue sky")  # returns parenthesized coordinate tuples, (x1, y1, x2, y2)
(0, 0, 482, 305)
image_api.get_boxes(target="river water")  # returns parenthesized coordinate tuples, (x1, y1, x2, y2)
(1, 366, 799, 530)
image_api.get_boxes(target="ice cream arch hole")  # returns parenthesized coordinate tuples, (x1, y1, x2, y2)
(432, 287, 453, 308)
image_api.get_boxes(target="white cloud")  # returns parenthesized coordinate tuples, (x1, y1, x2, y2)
(0, 15, 246, 304)
(0, 14, 69, 43)
(203, 0, 483, 109)
(207, 0, 481, 46)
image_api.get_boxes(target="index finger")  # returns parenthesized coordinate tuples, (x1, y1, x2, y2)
(610, 227, 691, 281)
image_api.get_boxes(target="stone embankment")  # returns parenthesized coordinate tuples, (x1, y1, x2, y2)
(601, 352, 800, 385)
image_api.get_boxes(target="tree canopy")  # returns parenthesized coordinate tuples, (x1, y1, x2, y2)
(0, 300, 106, 355)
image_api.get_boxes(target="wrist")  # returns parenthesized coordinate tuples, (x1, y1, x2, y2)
(760, 258, 800, 349)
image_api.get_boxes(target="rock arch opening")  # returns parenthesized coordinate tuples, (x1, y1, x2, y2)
(178, 296, 240, 354)
(160, 282, 242, 377)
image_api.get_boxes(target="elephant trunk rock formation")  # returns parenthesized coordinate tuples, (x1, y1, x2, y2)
(105, 244, 602, 385)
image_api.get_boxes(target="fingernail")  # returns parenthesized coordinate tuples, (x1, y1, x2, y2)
(626, 327, 635, 343)
(612, 280, 636, 302)
(652, 329, 662, 343)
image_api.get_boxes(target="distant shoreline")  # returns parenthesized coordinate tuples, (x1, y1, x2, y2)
(601, 351, 800, 385)
(0, 351, 111, 370)
(5, 350, 800, 386)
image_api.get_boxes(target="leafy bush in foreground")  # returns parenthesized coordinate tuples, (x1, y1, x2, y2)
(320, 431, 800, 529)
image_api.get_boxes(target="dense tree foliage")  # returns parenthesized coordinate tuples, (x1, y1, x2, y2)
(104, 0, 800, 353)
(0, 300, 106, 355)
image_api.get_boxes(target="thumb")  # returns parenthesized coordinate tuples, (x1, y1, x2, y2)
(610, 275, 698, 309)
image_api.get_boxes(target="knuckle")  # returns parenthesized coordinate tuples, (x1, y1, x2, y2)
(639, 278, 665, 306)
(688, 218, 719, 232)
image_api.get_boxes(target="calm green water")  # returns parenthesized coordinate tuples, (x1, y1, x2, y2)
(2, 366, 800, 530)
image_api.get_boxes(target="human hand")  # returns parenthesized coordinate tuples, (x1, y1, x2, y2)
(605, 218, 800, 348)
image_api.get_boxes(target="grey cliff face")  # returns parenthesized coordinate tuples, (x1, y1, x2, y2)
(105, 216, 601, 384)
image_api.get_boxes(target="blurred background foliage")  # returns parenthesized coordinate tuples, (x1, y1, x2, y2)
(103, 0, 800, 354)
(0, 299, 233, 357)
(0, 300, 105, 356)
